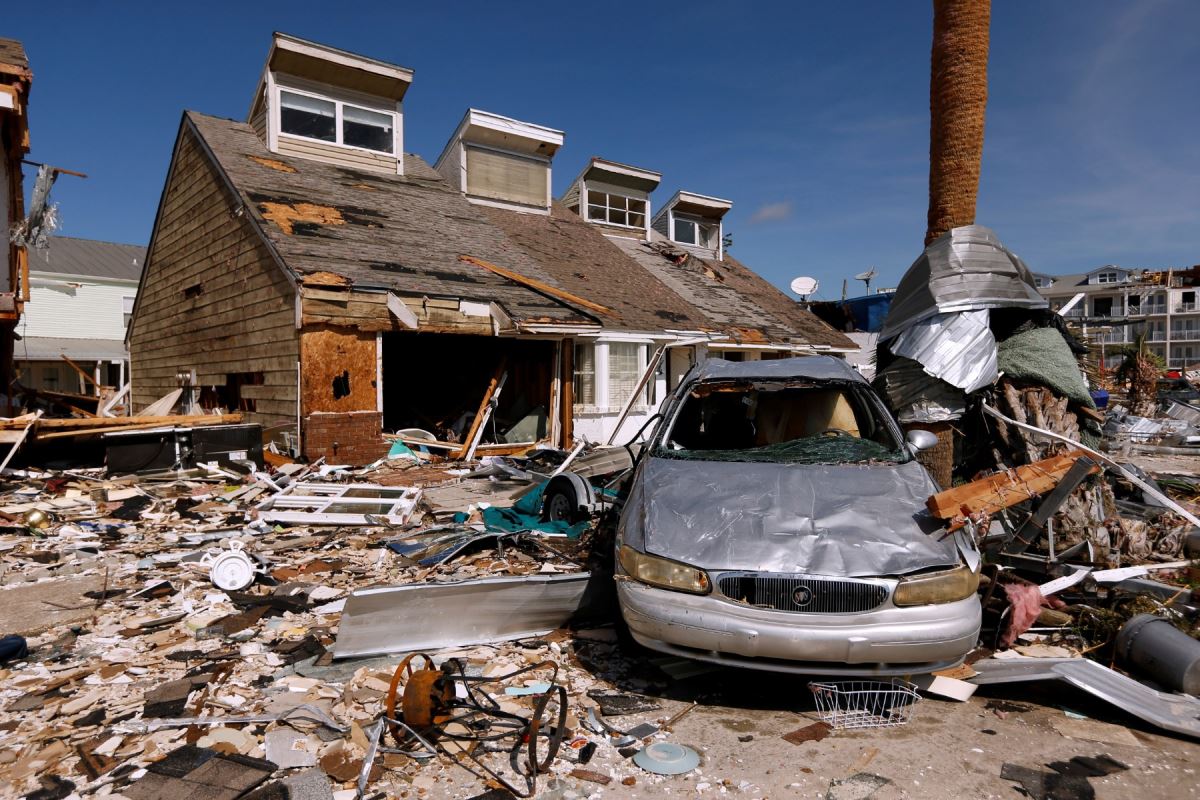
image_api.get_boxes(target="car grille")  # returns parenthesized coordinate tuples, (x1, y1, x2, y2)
(716, 573, 889, 614)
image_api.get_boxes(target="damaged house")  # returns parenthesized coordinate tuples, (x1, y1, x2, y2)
(128, 33, 851, 464)
(0, 38, 33, 409)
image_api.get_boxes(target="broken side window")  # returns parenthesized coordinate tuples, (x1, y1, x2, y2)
(656, 380, 906, 465)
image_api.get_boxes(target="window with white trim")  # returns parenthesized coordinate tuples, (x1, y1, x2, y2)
(122, 296, 135, 330)
(573, 343, 596, 406)
(573, 342, 655, 410)
(1094, 271, 1120, 284)
(279, 89, 395, 154)
(586, 190, 646, 228)
(673, 215, 719, 248)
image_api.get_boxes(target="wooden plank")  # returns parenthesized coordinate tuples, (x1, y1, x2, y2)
(387, 293, 418, 329)
(34, 417, 242, 442)
(60, 355, 100, 393)
(459, 255, 613, 316)
(0, 412, 243, 432)
(0, 413, 40, 471)
(455, 359, 507, 460)
(926, 450, 1100, 522)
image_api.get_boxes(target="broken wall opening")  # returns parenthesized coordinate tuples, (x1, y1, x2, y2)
(382, 332, 556, 445)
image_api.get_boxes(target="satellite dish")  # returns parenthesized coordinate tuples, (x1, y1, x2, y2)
(854, 268, 878, 295)
(790, 276, 819, 299)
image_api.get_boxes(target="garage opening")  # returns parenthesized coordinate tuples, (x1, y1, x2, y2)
(381, 333, 557, 446)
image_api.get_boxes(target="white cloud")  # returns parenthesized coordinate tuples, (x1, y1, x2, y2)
(748, 201, 793, 224)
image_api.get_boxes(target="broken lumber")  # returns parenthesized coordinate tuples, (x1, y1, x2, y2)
(926, 450, 1100, 525)
(455, 359, 506, 460)
(459, 255, 613, 316)
(0, 413, 242, 431)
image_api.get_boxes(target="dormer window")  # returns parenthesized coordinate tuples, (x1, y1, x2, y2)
(587, 190, 646, 228)
(672, 216, 719, 248)
(1096, 271, 1119, 284)
(279, 88, 395, 154)
(562, 158, 660, 238)
(248, 33, 411, 174)
(651, 190, 732, 259)
(435, 109, 563, 214)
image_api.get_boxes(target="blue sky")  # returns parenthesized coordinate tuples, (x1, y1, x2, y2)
(7, 0, 1199, 300)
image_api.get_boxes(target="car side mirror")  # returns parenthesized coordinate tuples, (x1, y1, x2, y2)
(906, 429, 939, 452)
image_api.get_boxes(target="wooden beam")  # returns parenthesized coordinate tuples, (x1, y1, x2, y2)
(0, 412, 243, 431)
(60, 355, 100, 394)
(386, 292, 418, 329)
(459, 255, 613, 316)
(455, 358, 507, 460)
(926, 450, 1100, 526)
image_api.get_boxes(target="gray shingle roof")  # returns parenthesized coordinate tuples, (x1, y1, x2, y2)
(0, 38, 29, 73)
(26, 237, 146, 282)
(188, 112, 591, 326)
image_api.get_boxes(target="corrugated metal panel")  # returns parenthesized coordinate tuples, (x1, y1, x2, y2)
(881, 225, 1047, 341)
(889, 310, 997, 392)
(970, 657, 1200, 739)
(26, 237, 146, 281)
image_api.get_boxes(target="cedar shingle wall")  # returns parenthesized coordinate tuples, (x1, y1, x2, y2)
(129, 124, 299, 427)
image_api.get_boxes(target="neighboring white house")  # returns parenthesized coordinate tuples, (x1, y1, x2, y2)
(16, 236, 145, 394)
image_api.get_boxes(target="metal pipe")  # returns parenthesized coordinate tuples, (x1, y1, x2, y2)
(1116, 614, 1200, 695)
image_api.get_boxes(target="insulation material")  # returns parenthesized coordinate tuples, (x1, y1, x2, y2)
(10, 164, 58, 251)
(888, 310, 997, 393)
(300, 327, 377, 412)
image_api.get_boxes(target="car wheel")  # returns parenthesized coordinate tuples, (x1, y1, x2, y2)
(543, 483, 582, 524)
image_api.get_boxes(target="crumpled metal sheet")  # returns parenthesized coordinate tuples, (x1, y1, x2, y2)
(888, 310, 998, 393)
(619, 456, 961, 578)
(332, 573, 591, 659)
(880, 225, 1047, 342)
(874, 358, 966, 423)
(969, 657, 1200, 739)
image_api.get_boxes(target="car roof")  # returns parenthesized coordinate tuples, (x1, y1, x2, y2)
(687, 355, 867, 385)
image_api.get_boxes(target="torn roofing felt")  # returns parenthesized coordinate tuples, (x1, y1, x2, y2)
(610, 238, 855, 350)
(184, 112, 594, 326)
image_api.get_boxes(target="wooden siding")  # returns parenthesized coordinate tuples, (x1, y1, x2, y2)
(300, 287, 494, 335)
(651, 211, 669, 239)
(276, 135, 397, 175)
(129, 125, 299, 427)
(249, 103, 267, 140)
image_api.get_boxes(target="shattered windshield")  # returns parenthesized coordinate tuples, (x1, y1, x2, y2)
(655, 379, 907, 465)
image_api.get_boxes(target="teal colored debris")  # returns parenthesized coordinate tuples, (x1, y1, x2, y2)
(453, 481, 587, 538)
(387, 440, 417, 461)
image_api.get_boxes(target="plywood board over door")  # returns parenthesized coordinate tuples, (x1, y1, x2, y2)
(299, 326, 378, 413)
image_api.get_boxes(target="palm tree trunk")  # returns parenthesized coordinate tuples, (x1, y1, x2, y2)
(925, 0, 991, 246)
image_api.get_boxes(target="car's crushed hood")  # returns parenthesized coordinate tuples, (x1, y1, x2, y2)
(620, 456, 961, 578)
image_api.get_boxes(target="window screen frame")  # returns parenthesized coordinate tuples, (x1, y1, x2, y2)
(585, 188, 648, 229)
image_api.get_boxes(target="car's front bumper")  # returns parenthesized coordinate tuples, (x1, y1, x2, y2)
(617, 578, 981, 676)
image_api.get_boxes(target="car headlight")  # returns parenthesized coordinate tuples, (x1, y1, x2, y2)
(618, 545, 711, 595)
(893, 565, 979, 607)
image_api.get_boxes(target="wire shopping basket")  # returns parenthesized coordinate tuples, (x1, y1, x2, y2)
(807, 679, 921, 729)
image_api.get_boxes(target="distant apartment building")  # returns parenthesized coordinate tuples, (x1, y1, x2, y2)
(16, 236, 144, 393)
(1037, 265, 1200, 371)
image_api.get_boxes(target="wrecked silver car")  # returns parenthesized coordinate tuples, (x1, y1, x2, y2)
(615, 356, 981, 675)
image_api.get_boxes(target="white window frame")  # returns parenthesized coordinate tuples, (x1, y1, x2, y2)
(585, 187, 648, 230)
(274, 82, 400, 157)
(1095, 271, 1120, 284)
(572, 340, 654, 414)
(256, 482, 421, 526)
(671, 212, 720, 250)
